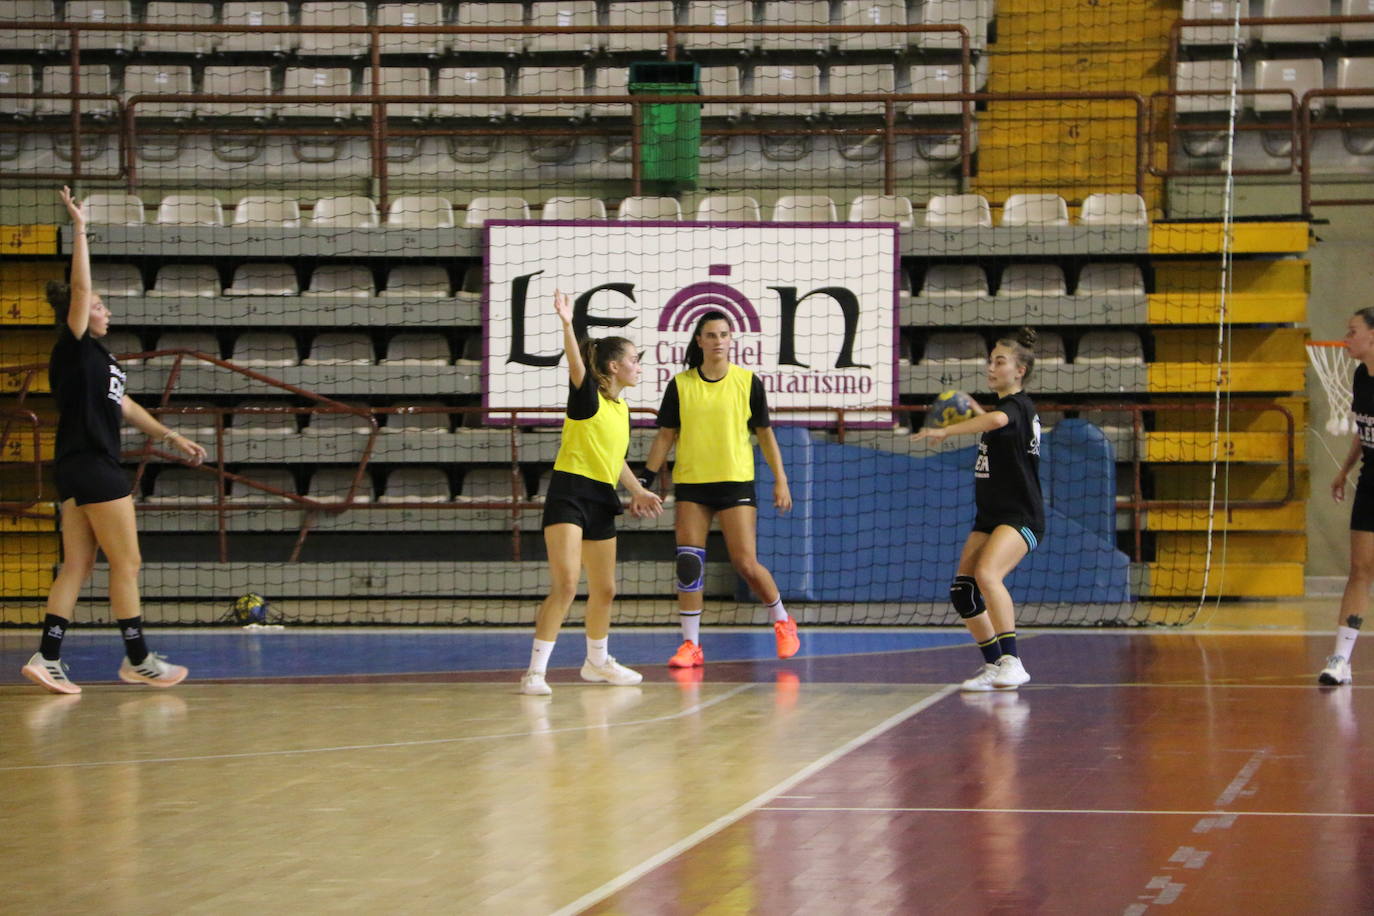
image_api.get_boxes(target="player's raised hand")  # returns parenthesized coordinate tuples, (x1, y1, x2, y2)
(59, 186, 85, 230)
(553, 289, 573, 326)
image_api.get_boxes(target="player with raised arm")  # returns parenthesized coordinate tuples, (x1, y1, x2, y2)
(1320, 307, 1374, 686)
(520, 290, 663, 696)
(21, 187, 207, 695)
(914, 328, 1043, 691)
(641, 311, 799, 670)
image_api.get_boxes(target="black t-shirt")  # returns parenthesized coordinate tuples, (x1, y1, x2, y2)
(654, 370, 770, 428)
(49, 327, 125, 464)
(1353, 364, 1374, 484)
(566, 370, 600, 421)
(973, 392, 1045, 531)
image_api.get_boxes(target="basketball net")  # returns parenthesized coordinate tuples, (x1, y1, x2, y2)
(1306, 341, 1355, 436)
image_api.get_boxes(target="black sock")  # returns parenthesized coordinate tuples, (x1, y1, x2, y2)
(118, 617, 149, 665)
(40, 614, 69, 661)
(996, 631, 1018, 658)
(978, 635, 1002, 665)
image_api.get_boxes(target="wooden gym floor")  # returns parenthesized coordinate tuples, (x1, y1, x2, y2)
(1, 600, 1371, 915)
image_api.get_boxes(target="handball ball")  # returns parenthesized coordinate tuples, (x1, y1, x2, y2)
(231, 593, 270, 624)
(925, 390, 975, 428)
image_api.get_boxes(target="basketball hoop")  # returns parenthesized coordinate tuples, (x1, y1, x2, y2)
(1307, 340, 1355, 435)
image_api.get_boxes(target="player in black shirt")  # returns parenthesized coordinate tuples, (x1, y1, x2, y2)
(20, 187, 207, 695)
(1321, 307, 1374, 685)
(915, 328, 1043, 692)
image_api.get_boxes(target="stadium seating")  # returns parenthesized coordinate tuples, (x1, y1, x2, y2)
(298, 1, 370, 57)
(1001, 193, 1070, 227)
(435, 67, 507, 118)
(200, 67, 275, 120)
(455, 2, 524, 55)
(923, 193, 993, 227)
(305, 265, 375, 298)
(383, 265, 451, 297)
(150, 265, 220, 297)
(1080, 193, 1150, 226)
(759, 1, 830, 52)
(0, 65, 34, 117)
(217, 2, 294, 54)
(37, 66, 115, 117)
(837, 0, 909, 52)
(848, 194, 915, 227)
(122, 66, 195, 119)
(617, 197, 684, 220)
(233, 196, 302, 227)
(225, 263, 299, 296)
(375, 3, 446, 57)
(697, 194, 762, 221)
(683, 1, 754, 52)
(156, 194, 224, 226)
(751, 65, 821, 117)
(607, 1, 676, 53)
(81, 194, 144, 226)
(311, 196, 381, 227)
(62, 1, 135, 52)
(464, 197, 532, 226)
(140, 2, 216, 55)
(529, 2, 599, 54)
(772, 195, 837, 221)
(387, 196, 455, 228)
(542, 197, 608, 219)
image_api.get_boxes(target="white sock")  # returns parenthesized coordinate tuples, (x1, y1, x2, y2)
(528, 638, 556, 675)
(764, 596, 788, 623)
(586, 636, 609, 666)
(680, 611, 701, 644)
(1335, 625, 1360, 661)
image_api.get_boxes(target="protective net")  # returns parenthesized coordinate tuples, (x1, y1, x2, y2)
(0, 1, 1313, 628)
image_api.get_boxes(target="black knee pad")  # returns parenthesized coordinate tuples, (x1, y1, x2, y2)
(949, 575, 986, 619)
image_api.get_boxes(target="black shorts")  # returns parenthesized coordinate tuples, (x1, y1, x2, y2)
(1352, 478, 1374, 532)
(972, 515, 1044, 552)
(54, 452, 132, 506)
(675, 481, 757, 511)
(542, 470, 620, 541)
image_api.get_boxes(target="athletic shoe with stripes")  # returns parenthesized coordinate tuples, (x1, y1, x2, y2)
(992, 654, 1031, 688)
(520, 671, 553, 696)
(21, 653, 81, 695)
(1319, 654, 1353, 686)
(580, 656, 643, 686)
(117, 653, 189, 688)
(774, 615, 800, 659)
(667, 640, 704, 668)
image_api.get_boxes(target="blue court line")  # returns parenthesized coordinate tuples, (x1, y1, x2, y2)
(0, 629, 969, 682)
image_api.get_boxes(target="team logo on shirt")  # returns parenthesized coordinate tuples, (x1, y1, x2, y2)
(107, 360, 126, 404)
(1357, 412, 1374, 448)
(1030, 416, 1042, 456)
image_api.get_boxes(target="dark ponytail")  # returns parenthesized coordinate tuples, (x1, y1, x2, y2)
(996, 326, 1037, 383)
(46, 280, 72, 327)
(1355, 307, 1374, 330)
(683, 310, 731, 369)
(579, 335, 634, 399)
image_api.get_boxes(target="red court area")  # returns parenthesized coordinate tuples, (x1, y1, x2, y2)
(580, 633, 1374, 915)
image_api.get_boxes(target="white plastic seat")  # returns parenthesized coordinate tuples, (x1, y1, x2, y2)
(542, 197, 607, 219)
(0, 65, 35, 116)
(529, 2, 599, 53)
(386, 195, 455, 228)
(464, 196, 531, 226)
(304, 404, 376, 437)
(696, 194, 761, 221)
(307, 467, 374, 500)
(376, 3, 446, 57)
(1254, 58, 1325, 115)
(999, 263, 1067, 297)
(150, 330, 219, 364)
(233, 195, 301, 227)
(230, 402, 297, 436)
(837, 0, 908, 52)
(1077, 263, 1145, 296)
(1075, 330, 1145, 366)
(607, 1, 676, 53)
(311, 196, 380, 227)
(618, 196, 683, 220)
(227, 466, 297, 501)
(435, 67, 506, 118)
(455, 264, 483, 302)
(848, 194, 914, 228)
(282, 68, 359, 120)
(1035, 332, 1068, 365)
(914, 0, 992, 51)
(1175, 60, 1239, 115)
(151, 467, 218, 502)
(919, 264, 988, 298)
(298, 1, 370, 57)
(921, 331, 987, 365)
(1080, 193, 1149, 226)
(683, 1, 753, 52)
(92, 264, 143, 297)
(751, 65, 821, 117)
(365, 68, 432, 119)
(102, 330, 143, 360)
(383, 265, 450, 297)
(382, 332, 450, 365)
(923, 193, 992, 227)
(1181, 0, 1249, 47)
(1342, 0, 1374, 42)
(1257, 0, 1330, 45)
(701, 66, 742, 118)
(589, 66, 629, 117)
(827, 65, 894, 115)
(772, 194, 837, 222)
(217, 2, 294, 54)
(81, 193, 144, 225)
(0, 1, 59, 52)
(141, 2, 216, 54)
(455, 3, 524, 55)
(759, 1, 830, 52)
(380, 467, 451, 502)
(386, 400, 450, 433)
(150, 264, 219, 298)
(37, 66, 115, 117)
(305, 265, 374, 298)
(122, 66, 194, 119)
(909, 64, 972, 117)
(231, 331, 299, 367)
(63, 1, 135, 52)
(1002, 193, 1070, 227)
(200, 66, 274, 119)
(458, 467, 521, 501)
(515, 66, 586, 118)
(1337, 57, 1374, 112)
(225, 263, 298, 296)
(304, 330, 374, 365)
(156, 194, 224, 226)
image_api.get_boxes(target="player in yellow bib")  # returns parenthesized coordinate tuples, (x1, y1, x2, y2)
(643, 311, 800, 669)
(520, 291, 663, 696)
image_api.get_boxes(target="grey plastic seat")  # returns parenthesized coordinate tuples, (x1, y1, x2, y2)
(1036, 332, 1068, 365)
(231, 401, 298, 436)
(528, 1, 599, 53)
(103, 330, 143, 359)
(156, 194, 224, 226)
(37, 66, 116, 117)
(121, 66, 195, 119)
(464, 196, 531, 226)
(140, 2, 216, 54)
(1077, 263, 1145, 296)
(383, 265, 451, 297)
(382, 332, 450, 365)
(151, 265, 220, 298)
(63, 1, 135, 52)
(311, 196, 380, 227)
(386, 400, 450, 433)
(590, 66, 629, 117)
(364, 68, 433, 119)
(387, 195, 455, 228)
(231, 331, 299, 367)
(379, 467, 452, 502)
(701, 66, 742, 118)
(920, 264, 988, 299)
(751, 65, 821, 117)
(282, 67, 360, 120)
(1253, 58, 1325, 116)
(297, 1, 370, 57)
(200, 67, 275, 119)
(683, 1, 753, 52)
(435, 67, 507, 118)
(1336, 57, 1374, 113)
(0, 1, 59, 52)
(233, 195, 302, 227)
(758, 1, 830, 52)
(1180, 0, 1249, 47)
(91, 264, 144, 297)
(1257, 0, 1330, 45)
(376, 3, 446, 57)
(217, 2, 294, 54)
(306, 265, 374, 298)
(515, 66, 586, 118)
(999, 264, 1067, 297)
(827, 65, 895, 116)
(81, 193, 144, 225)
(226, 263, 299, 296)
(921, 332, 987, 365)
(607, 1, 676, 53)
(304, 404, 376, 437)
(848, 194, 914, 228)
(307, 467, 374, 501)
(909, 64, 972, 117)
(0, 65, 35, 116)
(458, 467, 521, 502)
(1175, 60, 1239, 115)
(151, 467, 219, 502)
(914, 0, 992, 51)
(455, 2, 524, 55)
(150, 330, 219, 365)
(303, 331, 374, 365)
(837, 0, 908, 51)
(1075, 330, 1145, 366)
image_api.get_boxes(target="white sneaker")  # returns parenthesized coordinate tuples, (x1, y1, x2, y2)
(21, 653, 82, 695)
(992, 655, 1031, 688)
(520, 671, 553, 696)
(117, 652, 189, 688)
(1319, 654, 1353, 686)
(960, 663, 1001, 692)
(580, 655, 643, 686)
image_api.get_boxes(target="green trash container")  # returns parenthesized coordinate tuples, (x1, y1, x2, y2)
(628, 61, 701, 190)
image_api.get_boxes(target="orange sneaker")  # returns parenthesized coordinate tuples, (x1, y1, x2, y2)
(667, 640, 704, 668)
(773, 616, 800, 659)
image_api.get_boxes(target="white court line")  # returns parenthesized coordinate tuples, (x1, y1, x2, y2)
(755, 806, 1374, 819)
(548, 684, 958, 916)
(0, 683, 756, 772)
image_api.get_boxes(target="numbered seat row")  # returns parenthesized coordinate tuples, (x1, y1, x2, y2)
(92, 261, 476, 297)
(1181, 0, 1374, 49)
(106, 328, 478, 368)
(905, 329, 1145, 367)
